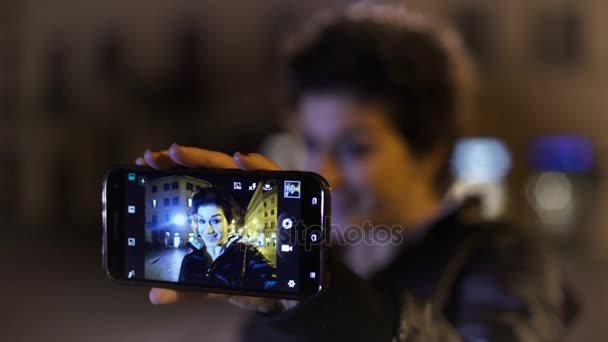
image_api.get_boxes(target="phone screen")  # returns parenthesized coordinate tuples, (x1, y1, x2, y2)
(103, 167, 329, 298)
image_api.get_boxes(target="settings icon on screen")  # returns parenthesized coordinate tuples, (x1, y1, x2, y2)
(287, 280, 296, 288)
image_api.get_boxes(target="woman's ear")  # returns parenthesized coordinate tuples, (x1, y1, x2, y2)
(423, 141, 453, 194)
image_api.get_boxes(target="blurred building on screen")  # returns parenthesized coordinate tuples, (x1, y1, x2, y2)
(144, 175, 211, 247)
(244, 181, 278, 247)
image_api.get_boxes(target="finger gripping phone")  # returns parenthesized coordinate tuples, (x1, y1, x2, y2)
(102, 166, 330, 299)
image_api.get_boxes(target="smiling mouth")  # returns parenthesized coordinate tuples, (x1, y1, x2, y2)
(205, 233, 219, 241)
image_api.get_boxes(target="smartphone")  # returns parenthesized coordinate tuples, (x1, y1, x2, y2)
(102, 166, 330, 299)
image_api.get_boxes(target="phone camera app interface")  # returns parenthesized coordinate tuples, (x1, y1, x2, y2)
(122, 173, 314, 293)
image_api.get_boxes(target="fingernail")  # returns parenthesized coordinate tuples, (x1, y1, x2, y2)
(149, 289, 161, 304)
(169, 144, 179, 156)
(144, 149, 152, 157)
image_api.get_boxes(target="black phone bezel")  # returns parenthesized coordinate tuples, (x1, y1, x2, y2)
(102, 166, 330, 300)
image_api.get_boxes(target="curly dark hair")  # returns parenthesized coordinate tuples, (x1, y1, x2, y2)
(283, 4, 475, 193)
(191, 186, 243, 225)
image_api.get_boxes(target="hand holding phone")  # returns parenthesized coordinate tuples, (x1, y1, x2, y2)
(105, 145, 329, 311)
(141, 146, 287, 311)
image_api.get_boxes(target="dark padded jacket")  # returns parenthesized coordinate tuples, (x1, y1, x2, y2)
(179, 236, 277, 290)
(241, 200, 577, 341)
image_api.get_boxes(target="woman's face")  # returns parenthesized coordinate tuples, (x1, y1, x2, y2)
(295, 93, 437, 231)
(195, 204, 229, 247)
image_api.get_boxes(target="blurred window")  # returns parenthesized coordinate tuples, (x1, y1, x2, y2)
(96, 30, 125, 81)
(43, 40, 70, 115)
(451, 138, 512, 182)
(452, 6, 492, 65)
(529, 135, 593, 172)
(529, 8, 583, 64)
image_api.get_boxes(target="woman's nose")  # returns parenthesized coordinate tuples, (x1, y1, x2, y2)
(206, 224, 214, 234)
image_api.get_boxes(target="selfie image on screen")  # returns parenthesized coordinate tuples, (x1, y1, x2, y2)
(120, 171, 308, 293)
(141, 176, 280, 290)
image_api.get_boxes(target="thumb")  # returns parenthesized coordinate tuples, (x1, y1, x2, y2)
(233, 152, 282, 171)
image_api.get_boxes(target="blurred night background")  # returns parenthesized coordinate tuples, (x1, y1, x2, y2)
(1, 0, 608, 341)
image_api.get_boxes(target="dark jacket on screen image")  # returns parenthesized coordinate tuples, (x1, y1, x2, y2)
(241, 199, 578, 341)
(179, 235, 277, 290)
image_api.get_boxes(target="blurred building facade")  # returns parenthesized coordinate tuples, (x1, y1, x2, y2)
(2, 0, 608, 341)
(0, 1, 23, 228)
(2, 0, 607, 253)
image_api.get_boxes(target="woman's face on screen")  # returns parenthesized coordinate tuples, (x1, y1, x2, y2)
(195, 204, 229, 247)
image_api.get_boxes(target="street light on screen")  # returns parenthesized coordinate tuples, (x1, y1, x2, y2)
(172, 213, 187, 226)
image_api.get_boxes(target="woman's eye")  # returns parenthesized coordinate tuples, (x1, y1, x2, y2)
(198, 219, 205, 225)
(211, 218, 221, 225)
(303, 135, 320, 153)
(340, 142, 373, 160)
